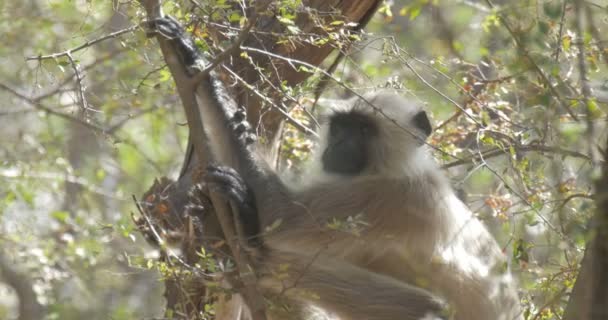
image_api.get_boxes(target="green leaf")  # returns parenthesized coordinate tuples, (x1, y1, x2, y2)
(409, 6, 421, 20)
(51, 210, 70, 223)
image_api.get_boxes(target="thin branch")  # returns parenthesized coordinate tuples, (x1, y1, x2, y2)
(25, 25, 138, 61)
(0, 168, 121, 199)
(485, 0, 579, 121)
(221, 65, 317, 137)
(135, 64, 167, 92)
(442, 144, 594, 169)
(557, 192, 595, 212)
(0, 83, 165, 174)
(0, 82, 108, 135)
(435, 109, 463, 131)
(240, 45, 462, 161)
(394, 44, 528, 129)
(553, 0, 568, 61)
(66, 51, 91, 114)
(473, 132, 570, 244)
(32, 49, 126, 102)
(391, 42, 484, 128)
(531, 284, 568, 320)
(191, 1, 273, 87)
(107, 106, 160, 133)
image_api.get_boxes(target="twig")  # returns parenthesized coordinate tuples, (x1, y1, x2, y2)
(107, 106, 160, 133)
(473, 131, 570, 244)
(395, 44, 527, 128)
(557, 193, 594, 213)
(442, 143, 594, 169)
(435, 109, 463, 131)
(391, 42, 484, 128)
(221, 65, 317, 137)
(0, 168, 120, 199)
(191, 1, 273, 87)
(25, 25, 138, 61)
(31, 49, 126, 102)
(135, 64, 167, 92)
(240, 45, 462, 161)
(66, 51, 90, 114)
(0, 82, 165, 173)
(553, 0, 568, 61)
(484, 0, 579, 121)
(0, 82, 107, 135)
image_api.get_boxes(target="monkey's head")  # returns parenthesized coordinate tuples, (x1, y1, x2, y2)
(318, 92, 433, 177)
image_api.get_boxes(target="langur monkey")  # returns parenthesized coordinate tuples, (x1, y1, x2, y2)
(206, 92, 523, 320)
(148, 17, 521, 320)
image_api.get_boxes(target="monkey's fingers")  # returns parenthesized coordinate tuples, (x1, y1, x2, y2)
(204, 165, 253, 207)
(144, 16, 183, 38)
(205, 165, 262, 246)
(144, 16, 202, 71)
(184, 183, 209, 218)
(230, 107, 257, 146)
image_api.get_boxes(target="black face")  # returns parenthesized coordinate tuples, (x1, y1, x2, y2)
(413, 110, 432, 138)
(322, 112, 377, 175)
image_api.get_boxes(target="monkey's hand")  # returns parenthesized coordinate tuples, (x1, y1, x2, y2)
(185, 183, 208, 219)
(144, 16, 203, 73)
(230, 106, 257, 147)
(205, 165, 262, 248)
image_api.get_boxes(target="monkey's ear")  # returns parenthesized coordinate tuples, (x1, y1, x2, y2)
(413, 111, 432, 137)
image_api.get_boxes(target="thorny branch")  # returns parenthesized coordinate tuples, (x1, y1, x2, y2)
(0, 82, 107, 135)
(25, 25, 138, 61)
(25, 25, 139, 116)
(0, 81, 164, 173)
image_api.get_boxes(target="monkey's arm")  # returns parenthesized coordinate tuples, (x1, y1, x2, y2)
(145, 17, 261, 169)
(262, 177, 441, 242)
(147, 16, 283, 226)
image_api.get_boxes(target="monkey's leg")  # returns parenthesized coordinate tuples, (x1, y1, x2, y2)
(259, 251, 448, 320)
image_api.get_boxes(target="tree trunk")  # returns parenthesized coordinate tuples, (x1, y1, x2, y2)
(564, 140, 608, 319)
